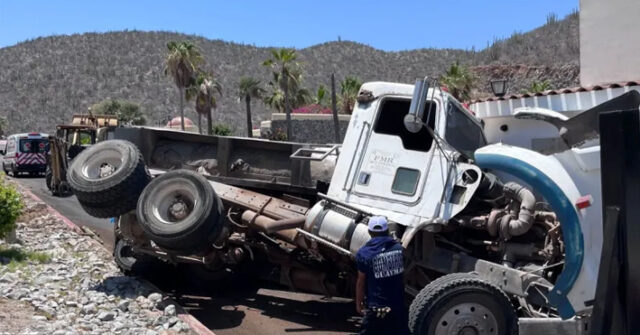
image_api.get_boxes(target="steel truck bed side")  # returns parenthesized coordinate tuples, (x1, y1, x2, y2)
(112, 126, 337, 198)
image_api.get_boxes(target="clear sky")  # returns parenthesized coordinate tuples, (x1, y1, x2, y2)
(0, 0, 578, 51)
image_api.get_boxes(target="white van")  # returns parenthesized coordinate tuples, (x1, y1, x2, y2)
(1, 133, 49, 176)
(0, 139, 7, 156)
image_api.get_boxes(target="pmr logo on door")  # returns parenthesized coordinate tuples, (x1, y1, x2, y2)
(366, 150, 399, 176)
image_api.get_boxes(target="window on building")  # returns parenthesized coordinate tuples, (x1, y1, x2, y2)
(444, 101, 486, 159)
(373, 98, 437, 152)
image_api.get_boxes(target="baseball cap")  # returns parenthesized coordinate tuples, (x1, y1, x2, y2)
(368, 216, 389, 232)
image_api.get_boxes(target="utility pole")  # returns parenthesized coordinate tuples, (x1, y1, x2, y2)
(284, 74, 292, 141)
(331, 73, 340, 143)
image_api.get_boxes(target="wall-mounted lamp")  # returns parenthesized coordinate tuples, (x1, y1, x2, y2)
(490, 79, 508, 97)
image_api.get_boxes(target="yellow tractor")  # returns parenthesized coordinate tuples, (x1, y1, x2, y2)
(46, 114, 118, 196)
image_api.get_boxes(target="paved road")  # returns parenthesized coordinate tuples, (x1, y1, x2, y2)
(10, 175, 361, 335)
(155, 276, 360, 335)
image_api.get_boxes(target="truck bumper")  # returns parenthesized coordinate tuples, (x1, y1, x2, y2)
(15, 164, 46, 173)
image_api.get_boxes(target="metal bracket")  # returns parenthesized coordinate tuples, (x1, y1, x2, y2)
(289, 145, 340, 161)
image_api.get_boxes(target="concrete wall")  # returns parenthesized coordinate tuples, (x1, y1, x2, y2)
(580, 0, 640, 86)
(260, 113, 351, 144)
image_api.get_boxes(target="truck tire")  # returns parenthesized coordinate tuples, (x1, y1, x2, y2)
(78, 201, 134, 219)
(67, 140, 151, 217)
(114, 239, 155, 276)
(67, 145, 84, 160)
(408, 272, 518, 335)
(45, 166, 53, 190)
(136, 169, 224, 253)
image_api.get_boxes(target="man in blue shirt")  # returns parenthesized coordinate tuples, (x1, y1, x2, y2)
(355, 216, 409, 335)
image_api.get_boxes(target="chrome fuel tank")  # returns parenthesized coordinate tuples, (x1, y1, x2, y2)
(304, 201, 371, 255)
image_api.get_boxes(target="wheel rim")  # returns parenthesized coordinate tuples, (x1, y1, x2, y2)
(434, 302, 498, 335)
(81, 148, 123, 180)
(150, 179, 199, 225)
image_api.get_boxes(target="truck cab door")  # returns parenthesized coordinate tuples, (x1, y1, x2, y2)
(350, 97, 441, 206)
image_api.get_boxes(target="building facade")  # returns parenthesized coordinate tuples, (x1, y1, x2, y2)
(580, 0, 640, 86)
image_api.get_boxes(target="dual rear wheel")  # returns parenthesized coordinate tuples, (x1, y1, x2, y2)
(67, 140, 224, 253)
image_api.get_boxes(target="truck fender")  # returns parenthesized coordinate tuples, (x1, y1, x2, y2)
(475, 144, 591, 319)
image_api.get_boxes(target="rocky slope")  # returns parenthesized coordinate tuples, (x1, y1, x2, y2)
(0, 12, 579, 134)
(0, 189, 195, 335)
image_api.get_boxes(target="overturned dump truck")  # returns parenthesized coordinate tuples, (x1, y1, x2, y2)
(67, 79, 611, 334)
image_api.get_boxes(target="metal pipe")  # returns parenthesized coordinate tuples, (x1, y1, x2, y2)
(241, 210, 302, 244)
(484, 182, 536, 239)
(469, 182, 536, 240)
(317, 193, 374, 216)
(295, 228, 354, 258)
(342, 123, 368, 191)
(503, 182, 536, 238)
(248, 213, 305, 234)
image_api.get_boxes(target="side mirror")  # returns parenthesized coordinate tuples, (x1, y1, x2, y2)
(404, 77, 430, 133)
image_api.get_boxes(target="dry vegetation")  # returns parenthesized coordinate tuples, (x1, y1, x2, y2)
(0, 11, 578, 134)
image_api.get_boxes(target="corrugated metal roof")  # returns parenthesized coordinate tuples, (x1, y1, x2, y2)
(469, 80, 640, 103)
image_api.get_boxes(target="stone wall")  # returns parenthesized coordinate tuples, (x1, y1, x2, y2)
(261, 114, 351, 144)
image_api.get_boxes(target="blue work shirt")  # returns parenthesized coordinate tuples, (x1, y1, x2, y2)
(355, 236, 405, 309)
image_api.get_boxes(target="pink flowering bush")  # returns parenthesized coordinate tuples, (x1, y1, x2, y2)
(292, 104, 332, 114)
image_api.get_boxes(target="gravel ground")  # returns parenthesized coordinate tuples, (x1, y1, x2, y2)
(0, 190, 196, 335)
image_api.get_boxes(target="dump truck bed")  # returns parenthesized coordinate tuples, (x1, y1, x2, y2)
(113, 126, 337, 198)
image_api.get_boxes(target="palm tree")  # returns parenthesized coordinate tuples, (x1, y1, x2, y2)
(264, 73, 286, 113)
(262, 48, 306, 139)
(188, 73, 222, 135)
(440, 61, 476, 101)
(237, 77, 265, 137)
(314, 85, 328, 106)
(339, 76, 362, 114)
(263, 70, 310, 112)
(164, 41, 203, 131)
(529, 80, 551, 93)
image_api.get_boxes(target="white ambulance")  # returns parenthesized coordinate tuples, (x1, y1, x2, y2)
(1, 132, 49, 176)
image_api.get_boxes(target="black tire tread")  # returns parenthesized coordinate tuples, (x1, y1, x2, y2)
(79, 201, 136, 219)
(72, 155, 150, 205)
(68, 140, 151, 218)
(45, 167, 53, 191)
(408, 272, 518, 335)
(137, 170, 223, 253)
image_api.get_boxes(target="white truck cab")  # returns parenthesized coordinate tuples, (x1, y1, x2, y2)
(328, 82, 486, 228)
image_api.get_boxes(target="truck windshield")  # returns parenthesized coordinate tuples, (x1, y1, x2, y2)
(444, 101, 486, 159)
(374, 98, 437, 152)
(19, 139, 49, 153)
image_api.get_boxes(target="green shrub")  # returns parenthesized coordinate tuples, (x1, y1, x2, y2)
(211, 123, 233, 136)
(0, 176, 23, 239)
(269, 128, 287, 141)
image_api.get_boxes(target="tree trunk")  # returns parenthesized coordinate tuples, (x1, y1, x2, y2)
(331, 73, 340, 143)
(283, 73, 291, 141)
(197, 113, 202, 134)
(179, 87, 185, 131)
(245, 95, 253, 138)
(207, 108, 213, 135)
